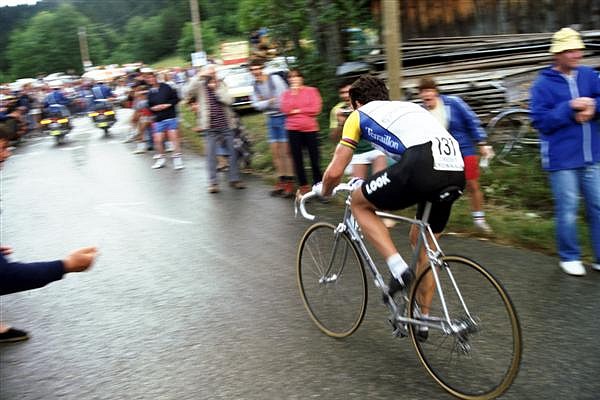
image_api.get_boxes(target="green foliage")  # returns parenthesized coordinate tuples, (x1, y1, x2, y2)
(237, 0, 280, 34)
(481, 155, 552, 215)
(150, 56, 189, 70)
(176, 22, 219, 61)
(199, 0, 241, 37)
(6, 4, 108, 77)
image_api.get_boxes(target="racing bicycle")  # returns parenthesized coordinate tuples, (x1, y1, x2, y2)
(295, 183, 522, 399)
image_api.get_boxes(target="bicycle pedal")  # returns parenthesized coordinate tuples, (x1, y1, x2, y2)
(388, 318, 407, 338)
(393, 325, 408, 338)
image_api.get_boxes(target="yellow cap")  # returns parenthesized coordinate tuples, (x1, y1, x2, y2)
(550, 28, 585, 54)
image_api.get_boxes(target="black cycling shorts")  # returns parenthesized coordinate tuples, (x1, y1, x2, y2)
(361, 142, 466, 233)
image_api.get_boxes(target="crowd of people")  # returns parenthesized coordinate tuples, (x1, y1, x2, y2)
(1, 27, 599, 343)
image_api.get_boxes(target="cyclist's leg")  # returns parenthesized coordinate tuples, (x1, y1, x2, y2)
(351, 190, 397, 259)
(351, 159, 418, 283)
(409, 225, 438, 316)
(409, 201, 452, 314)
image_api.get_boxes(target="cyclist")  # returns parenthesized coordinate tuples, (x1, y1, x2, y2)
(318, 75, 465, 302)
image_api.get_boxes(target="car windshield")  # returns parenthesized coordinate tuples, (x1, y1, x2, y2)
(224, 71, 253, 88)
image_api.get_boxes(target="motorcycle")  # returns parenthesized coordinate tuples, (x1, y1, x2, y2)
(40, 104, 71, 144)
(88, 100, 116, 136)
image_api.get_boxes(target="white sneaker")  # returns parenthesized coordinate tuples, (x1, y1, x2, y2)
(172, 155, 184, 170)
(152, 153, 162, 160)
(591, 263, 600, 271)
(132, 143, 145, 154)
(559, 260, 586, 276)
(474, 219, 493, 234)
(122, 133, 137, 143)
(151, 156, 166, 169)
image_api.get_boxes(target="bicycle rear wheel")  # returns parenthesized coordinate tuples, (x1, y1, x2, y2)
(408, 255, 521, 400)
(488, 109, 538, 166)
(297, 222, 367, 338)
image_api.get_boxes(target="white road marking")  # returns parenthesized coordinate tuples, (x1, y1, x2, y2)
(95, 202, 194, 225)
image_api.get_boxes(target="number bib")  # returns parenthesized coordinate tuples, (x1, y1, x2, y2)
(431, 137, 464, 171)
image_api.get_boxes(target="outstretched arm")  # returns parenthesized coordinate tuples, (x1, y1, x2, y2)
(0, 247, 98, 296)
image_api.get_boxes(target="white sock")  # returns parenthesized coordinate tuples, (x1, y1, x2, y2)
(419, 313, 429, 331)
(472, 211, 485, 220)
(386, 253, 409, 281)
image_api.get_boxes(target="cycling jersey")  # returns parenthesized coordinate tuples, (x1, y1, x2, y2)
(340, 101, 464, 171)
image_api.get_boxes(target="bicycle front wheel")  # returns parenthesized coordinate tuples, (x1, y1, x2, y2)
(408, 255, 522, 400)
(297, 222, 367, 338)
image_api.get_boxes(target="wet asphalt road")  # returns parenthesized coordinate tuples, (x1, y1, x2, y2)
(1, 111, 600, 400)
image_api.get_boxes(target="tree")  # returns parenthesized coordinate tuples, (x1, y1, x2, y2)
(6, 4, 109, 78)
(176, 21, 219, 61)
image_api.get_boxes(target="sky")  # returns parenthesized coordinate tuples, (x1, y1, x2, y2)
(0, 0, 40, 6)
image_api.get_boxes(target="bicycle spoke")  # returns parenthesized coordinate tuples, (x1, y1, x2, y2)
(488, 110, 538, 166)
(408, 255, 521, 399)
(297, 223, 367, 338)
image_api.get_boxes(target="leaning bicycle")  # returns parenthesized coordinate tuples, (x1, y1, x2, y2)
(295, 183, 522, 400)
(487, 108, 539, 166)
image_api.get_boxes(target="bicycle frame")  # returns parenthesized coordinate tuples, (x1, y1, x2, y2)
(297, 187, 475, 335)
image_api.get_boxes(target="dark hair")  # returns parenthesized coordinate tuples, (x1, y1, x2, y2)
(418, 76, 438, 91)
(349, 75, 389, 108)
(288, 68, 303, 78)
(337, 78, 354, 90)
(249, 59, 264, 69)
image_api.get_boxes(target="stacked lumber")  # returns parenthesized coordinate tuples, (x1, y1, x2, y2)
(369, 31, 600, 124)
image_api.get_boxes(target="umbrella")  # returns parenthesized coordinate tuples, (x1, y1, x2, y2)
(82, 68, 125, 82)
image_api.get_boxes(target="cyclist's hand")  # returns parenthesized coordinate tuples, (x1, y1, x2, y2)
(348, 177, 365, 191)
(312, 182, 324, 197)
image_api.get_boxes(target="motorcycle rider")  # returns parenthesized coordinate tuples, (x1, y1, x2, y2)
(43, 82, 70, 118)
(91, 80, 115, 110)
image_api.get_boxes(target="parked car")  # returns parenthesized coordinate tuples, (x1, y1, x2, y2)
(219, 67, 254, 110)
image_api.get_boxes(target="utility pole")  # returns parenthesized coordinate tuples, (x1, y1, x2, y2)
(189, 0, 203, 52)
(78, 26, 91, 70)
(189, 0, 205, 134)
(383, 0, 402, 100)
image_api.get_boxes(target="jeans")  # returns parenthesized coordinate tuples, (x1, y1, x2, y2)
(267, 115, 287, 143)
(206, 128, 239, 185)
(549, 164, 600, 262)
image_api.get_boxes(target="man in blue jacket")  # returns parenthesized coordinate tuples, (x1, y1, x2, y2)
(0, 129, 98, 342)
(418, 77, 494, 233)
(530, 27, 600, 276)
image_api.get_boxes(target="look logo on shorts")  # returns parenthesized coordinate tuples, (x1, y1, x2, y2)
(365, 172, 391, 195)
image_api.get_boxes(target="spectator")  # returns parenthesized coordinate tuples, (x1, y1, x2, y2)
(418, 76, 493, 233)
(330, 82, 387, 180)
(128, 85, 154, 154)
(145, 70, 184, 170)
(250, 59, 295, 197)
(192, 65, 246, 193)
(0, 129, 98, 342)
(280, 68, 323, 195)
(530, 27, 600, 276)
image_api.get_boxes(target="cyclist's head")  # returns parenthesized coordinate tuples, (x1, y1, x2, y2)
(349, 75, 389, 109)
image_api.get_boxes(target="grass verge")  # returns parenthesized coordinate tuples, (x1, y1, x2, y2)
(180, 108, 594, 263)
